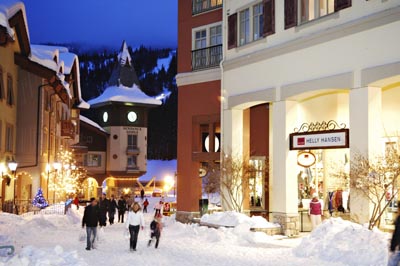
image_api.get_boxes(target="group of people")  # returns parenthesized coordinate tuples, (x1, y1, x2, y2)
(82, 194, 163, 252)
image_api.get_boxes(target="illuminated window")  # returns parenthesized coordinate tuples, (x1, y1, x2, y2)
(300, 0, 335, 23)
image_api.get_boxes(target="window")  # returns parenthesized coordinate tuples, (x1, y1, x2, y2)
(84, 154, 102, 167)
(0, 67, 4, 100)
(192, 0, 222, 15)
(239, 9, 251, 46)
(6, 75, 14, 106)
(128, 134, 138, 149)
(249, 158, 265, 208)
(253, 3, 264, 41)
(127, 155, 137, 168)
(195, 29, 207, 49)
(300, 0, 334, 23)
(5, 124, 13, 152)
(210, 25, 222, 46)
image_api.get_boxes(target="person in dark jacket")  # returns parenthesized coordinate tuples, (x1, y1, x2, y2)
(108, 195, 117, 225)
(389, 207, 400, 266)
(118, 196, 127, 223)
(148, 216, 162, 249)
(143, 198, 149, 213)
(98, 193, 109, 227)
(82, 198, 99, 251)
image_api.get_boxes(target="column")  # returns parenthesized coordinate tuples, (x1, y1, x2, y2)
(270, 101, 299, 236)
(349, 86, 382, 224)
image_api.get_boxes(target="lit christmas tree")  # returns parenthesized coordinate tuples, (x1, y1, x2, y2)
(32, 188, 49, 209)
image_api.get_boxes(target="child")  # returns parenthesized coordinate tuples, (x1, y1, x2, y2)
(148, 216, 162, 249)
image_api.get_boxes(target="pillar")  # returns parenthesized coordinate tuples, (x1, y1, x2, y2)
(269, 101, 299, 236)
(349, 86, 382, 224)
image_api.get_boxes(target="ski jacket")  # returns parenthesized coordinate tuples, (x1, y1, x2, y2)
(126, 211, 145, 229)
(309, 199, 322, 215)
(82, 205, 99, 227)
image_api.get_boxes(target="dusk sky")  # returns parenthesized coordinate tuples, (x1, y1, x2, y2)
(23, 0, 178, 49)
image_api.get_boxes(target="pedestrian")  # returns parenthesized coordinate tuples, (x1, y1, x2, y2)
(98, 193, 109, 227)
(143, 198, 149, 213)
(73, 195, 80, 210)
(140, 189, 145, 200)
(126, 195, 133, 212)
(126, 202, 145, 252)
(118, 196, 127, 223)
(82, 197, 99, 251)
(108, 195, 117, 225)
(389, 205, 400, 266)
(309, 193, 323, 230)
(148, 215, 162, 249)
(154, 200, 163, 217)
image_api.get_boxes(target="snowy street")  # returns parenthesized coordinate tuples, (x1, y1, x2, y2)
(0, 199, 389, 266)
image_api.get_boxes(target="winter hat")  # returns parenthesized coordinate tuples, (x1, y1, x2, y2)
(312, 193, 318, 198)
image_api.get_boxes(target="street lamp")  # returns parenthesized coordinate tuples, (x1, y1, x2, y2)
(53, 162, 61, 203)
(164, 175, 175, 197)
(8, 160, 18, 214)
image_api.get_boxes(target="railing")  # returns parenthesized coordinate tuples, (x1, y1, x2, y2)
(2, 199, 72, 215)
(191, 44, 222, 71)
(192, 0, 222, 15)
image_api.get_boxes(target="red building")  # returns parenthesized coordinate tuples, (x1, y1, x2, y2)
(176, 0, 223, 222)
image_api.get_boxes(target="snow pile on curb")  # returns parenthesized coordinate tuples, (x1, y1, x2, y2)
(293, 218, 389, 266)
(200, 211, 280, 228)
(0, 245, 87, 266)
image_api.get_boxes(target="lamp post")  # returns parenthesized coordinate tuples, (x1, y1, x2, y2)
(8, 160, 18, 214)
(53, 162, 61, 203)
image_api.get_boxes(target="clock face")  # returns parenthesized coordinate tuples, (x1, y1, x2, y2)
(103, 112, 108, 123)
(127, 111, 137, 122)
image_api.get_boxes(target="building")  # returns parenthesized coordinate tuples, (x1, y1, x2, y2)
(221, 0, 400, 235)
(76, 40, 162, 199)
(0, 1, 87, 212)
(176, 0, 223, 222)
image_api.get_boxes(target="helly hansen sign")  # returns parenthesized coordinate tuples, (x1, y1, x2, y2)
(289, 129, 349, 150)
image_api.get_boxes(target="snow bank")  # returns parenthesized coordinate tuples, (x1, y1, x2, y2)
(293, 218, 389, 266)
(0, 245, 87, 266)
(200, 211, 280, 229)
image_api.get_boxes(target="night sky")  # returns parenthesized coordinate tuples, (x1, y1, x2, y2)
(23, 0, 178, 49)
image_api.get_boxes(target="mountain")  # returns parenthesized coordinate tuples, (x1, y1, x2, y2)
(71, 43, 177, 160)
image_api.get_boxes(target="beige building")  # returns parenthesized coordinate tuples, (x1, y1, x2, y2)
(221, 0, 400, 234)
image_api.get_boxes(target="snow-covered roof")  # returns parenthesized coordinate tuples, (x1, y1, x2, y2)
(88, 84, 162, 106)
(118, 40, 131, 66)
(30, 45, 60, 72)
(80, 115, 107, 133)
(0, 0, 28, 40)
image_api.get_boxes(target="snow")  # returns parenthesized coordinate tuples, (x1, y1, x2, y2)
(80, 115, 107, 133)
(155, 87, 172, 104)
(293, 218, 389, 266)
(118, 41, 131, 66)
(139, 160, 176, 182)
(200, 211, 280, 229)
(0, 203, 390, 266)
(0, 0, 28, 41)
(88, 84, 162, 106)
(152, 51, 175, 74)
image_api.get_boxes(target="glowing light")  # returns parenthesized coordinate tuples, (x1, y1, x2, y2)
(204, 135, 220, 152)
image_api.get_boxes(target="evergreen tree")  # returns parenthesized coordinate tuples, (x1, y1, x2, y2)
(32, 188, 49, 209)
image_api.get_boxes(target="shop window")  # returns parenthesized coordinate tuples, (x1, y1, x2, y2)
(5, 124, 13, 152)
(85, 154, 102, 167)
(249, 158, 265, 208)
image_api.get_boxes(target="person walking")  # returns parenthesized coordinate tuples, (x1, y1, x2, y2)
(108, 195, 117, 225)
(73, 195, 80, 210)
(118, 196, 127, 223)
(126, 202, 145, 252)
(82, 198, 99, 251)
(143, 198, 149, 213)
(389, 206, 400, 266)
(140, 189, 145, 200)
(309, 193, 323, 230)
(154, 200, 163, 217)
(98, 193, 109, 227)
(148, 216, 162, 249)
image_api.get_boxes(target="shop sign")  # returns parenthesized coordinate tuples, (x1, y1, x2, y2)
(290, 129, 349, 150)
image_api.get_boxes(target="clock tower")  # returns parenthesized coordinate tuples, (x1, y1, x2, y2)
(88, 40, 161, 179)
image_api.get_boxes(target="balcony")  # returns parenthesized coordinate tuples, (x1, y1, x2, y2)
(126, 145, 140, 155)
(61, 120, 75, 139)
(191, 44, 222, 71)
(192, 0, 222, 15)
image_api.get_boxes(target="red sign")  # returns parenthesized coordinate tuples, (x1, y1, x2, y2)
(297, 137, 305, 146)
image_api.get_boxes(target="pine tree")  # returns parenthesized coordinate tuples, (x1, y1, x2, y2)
(32, 188, 49, 209)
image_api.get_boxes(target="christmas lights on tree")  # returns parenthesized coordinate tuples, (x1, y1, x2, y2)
(32, 188, 49, 209)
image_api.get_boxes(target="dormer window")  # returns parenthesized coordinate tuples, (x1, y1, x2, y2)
(53, 55, 58, 63)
